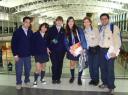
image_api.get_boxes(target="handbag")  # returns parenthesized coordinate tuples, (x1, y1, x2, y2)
(78, 49, 88, 72)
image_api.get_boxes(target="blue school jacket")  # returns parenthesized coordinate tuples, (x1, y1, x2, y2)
(32, 31, 49, 57)
(11, 26, 33, 57)
(47, 25, 66, 53)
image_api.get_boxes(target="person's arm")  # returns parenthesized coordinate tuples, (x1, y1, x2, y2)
(113, 25, 122, 50)
(11, 29, 20, 62)
(46, 30, 51, 55)
(30, 32, 35, 56)
(78, 28, 88, 49)
(110, 25, 121, 58)
(46, 28, 52, 49)
(11, 29, 19, 56)
(46, 28, 53, 54)
(64, 36, 70, 51)
(95, 28, 100, 45)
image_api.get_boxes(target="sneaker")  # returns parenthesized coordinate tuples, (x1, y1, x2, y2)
(93, 80, 99, 86)
(78, 79, 82, 85)
(41, 79, 46, 84)
(89, 80, 95, 85)
(33, 81, 37, 85)
(69, 78, 74, 83)
(25, 82, 31, 88)
(33, 81, 37, 87)
(99, 84, 107, 89)
(109, 89, 114, 95)
(16, 84, 22, 90)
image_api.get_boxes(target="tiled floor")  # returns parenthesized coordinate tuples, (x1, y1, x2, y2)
(0, 75, 128, 95)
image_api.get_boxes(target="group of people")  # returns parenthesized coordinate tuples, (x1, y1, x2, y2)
(11, 13, 121, 95)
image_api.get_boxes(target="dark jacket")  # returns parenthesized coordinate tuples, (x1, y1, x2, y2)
(32, 31, 48, 57)
(47, 25, 66, 53)
(11, 26, 33, 57)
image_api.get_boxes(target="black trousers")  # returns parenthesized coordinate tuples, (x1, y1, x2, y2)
(50, 51, 65, 81)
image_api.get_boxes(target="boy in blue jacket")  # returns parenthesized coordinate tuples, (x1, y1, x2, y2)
(11, 17, 33, 90)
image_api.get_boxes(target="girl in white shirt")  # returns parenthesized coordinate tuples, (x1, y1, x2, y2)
(83, 17, 100, 86)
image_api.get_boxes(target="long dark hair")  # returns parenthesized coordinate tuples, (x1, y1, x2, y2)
(66, 16, 78, 38)
(37, 23, 49, 36)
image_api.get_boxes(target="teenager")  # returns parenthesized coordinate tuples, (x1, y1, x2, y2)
(99, 13, 121, 95)
(47, 16, 66, 84)
(32, 23, 49, 86)
(83, 17, 100, 86)
(65, 16, 87, 85)
(11, 17, 33, 90)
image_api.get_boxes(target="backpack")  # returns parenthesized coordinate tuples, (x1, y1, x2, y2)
(99, 23, 114, 33)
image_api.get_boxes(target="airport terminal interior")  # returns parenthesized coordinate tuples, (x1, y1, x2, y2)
(0, 0, 128, 95)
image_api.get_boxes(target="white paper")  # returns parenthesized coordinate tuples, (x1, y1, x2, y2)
(107, 46, 120, 58)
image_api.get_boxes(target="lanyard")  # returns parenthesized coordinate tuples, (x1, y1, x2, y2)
(71, 29, 80, 45)
(71, 32, 75, 44)
(100, 26, 105, 38)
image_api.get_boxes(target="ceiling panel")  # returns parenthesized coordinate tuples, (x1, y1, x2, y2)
(0, 0, 37, 7)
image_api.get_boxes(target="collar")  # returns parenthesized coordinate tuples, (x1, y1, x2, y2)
(102, 23, 110, 28)
(40, 31, 45, 37)
(56, 25, 61, 29)
(85, 27, 92, 32)
(22, 26, 28, 31)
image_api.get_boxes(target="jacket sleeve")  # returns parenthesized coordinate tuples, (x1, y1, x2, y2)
(78, 28, 88, 49)
(64, 36, 70, 51)
(30, 32, 35, 56)
(113, 25, 122, 50)
(46, 28, 52, 49)
(11, 29, 19, 56)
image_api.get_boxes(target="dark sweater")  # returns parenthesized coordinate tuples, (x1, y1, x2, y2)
(47, 25, 66, 53)
(32, 31, 48, 57)
(11, 27, 33, 57)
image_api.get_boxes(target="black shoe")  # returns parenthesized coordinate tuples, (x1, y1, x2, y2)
(89, 80, 94, 85)
(56, 80, 61, 84)
(78, 79, 82, 85)
(93, 80, 99, 86)
(90, 80, 99, 86)
(52, 80, 56, 84)
(69, 78, 74, 83)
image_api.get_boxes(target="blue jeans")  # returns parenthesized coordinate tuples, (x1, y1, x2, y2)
(15, 56, 31, 85)
(88, 50, 100, 81)
(99, 48, 115, 89)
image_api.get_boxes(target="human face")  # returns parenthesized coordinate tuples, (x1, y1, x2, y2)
(56, 20, 63, 27)
(68, 19, 74, 29)
(83, 19, 91, 28)
(100, 16, 109, 26)
(23, 19, 31, 29)
(40, 25, 47, 33)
